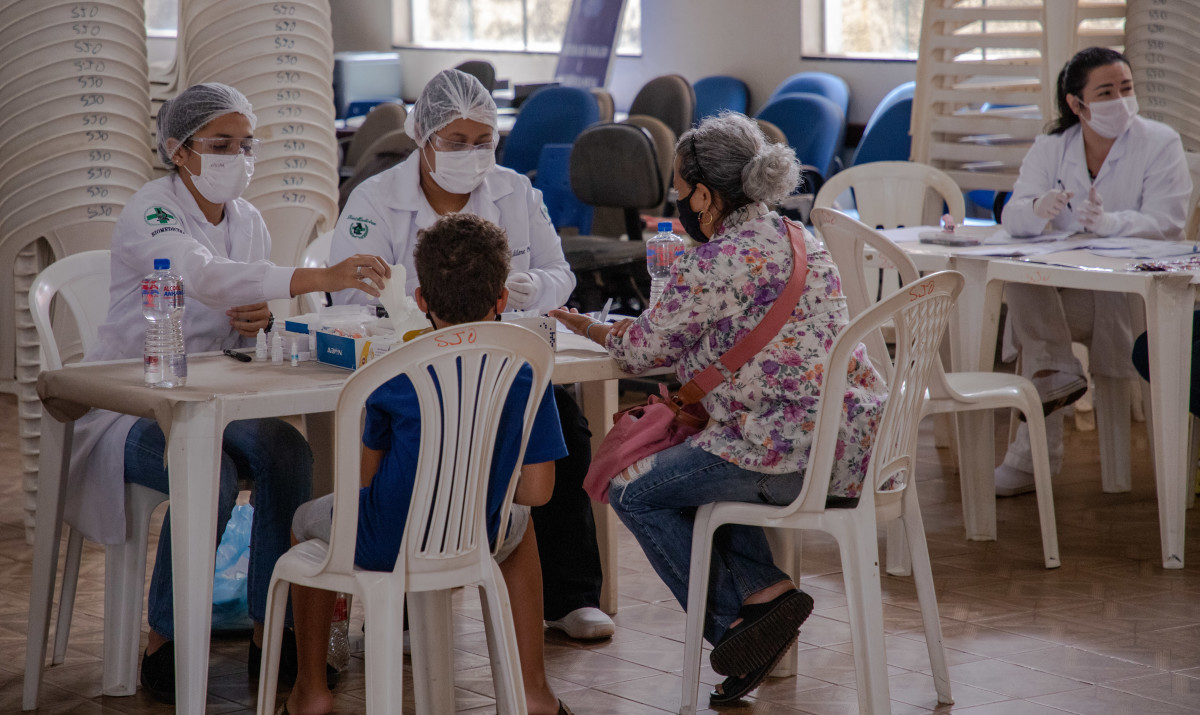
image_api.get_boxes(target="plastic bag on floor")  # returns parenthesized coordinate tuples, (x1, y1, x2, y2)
(212, 503, 253, 632)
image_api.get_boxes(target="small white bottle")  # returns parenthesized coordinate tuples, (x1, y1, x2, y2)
(271, 331, 283, 365)
(290, 338, 300, 366)
(254, 328, 268, 361)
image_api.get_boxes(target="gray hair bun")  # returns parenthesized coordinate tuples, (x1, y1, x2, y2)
(742, 141, 801, 205)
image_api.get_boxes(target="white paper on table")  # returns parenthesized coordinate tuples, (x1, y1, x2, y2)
(950, 236, 1093, 257)
(883, 225, 1069, 246)
(1080, 238, 1200, 259)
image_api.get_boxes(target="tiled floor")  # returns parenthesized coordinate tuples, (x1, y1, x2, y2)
(7, 391, 1200, 714)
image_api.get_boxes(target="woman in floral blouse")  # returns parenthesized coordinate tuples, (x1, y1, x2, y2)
(553, 112, 886, 704)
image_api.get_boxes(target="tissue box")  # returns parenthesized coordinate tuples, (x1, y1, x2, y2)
(316, 331, 395, 370)
(501, 312, 556, 349)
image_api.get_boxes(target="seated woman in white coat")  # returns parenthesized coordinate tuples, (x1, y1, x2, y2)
(997, 47, 1191, 495)
(70, 83, 389, 702)
(331, 69, 616, 641)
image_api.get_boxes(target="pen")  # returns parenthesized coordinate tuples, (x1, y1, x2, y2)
(223, 349, 252, 362)
(1056, 179, 1073, 211)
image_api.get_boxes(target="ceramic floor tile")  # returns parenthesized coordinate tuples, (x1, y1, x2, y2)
(1032, 684, 1199, 715)
(946, 659, 1089, 699)
(10, 397, 1200, 712)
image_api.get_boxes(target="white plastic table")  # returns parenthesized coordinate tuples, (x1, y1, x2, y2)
(878, 227, 1198, 569)
(25, 332, 642, 712)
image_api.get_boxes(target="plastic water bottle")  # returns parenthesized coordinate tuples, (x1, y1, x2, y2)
(142, 258, 187, 388)
(646, 221, 685, 309)
(327, 593, 350, 671)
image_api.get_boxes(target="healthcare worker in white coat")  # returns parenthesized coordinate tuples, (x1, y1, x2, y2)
(996, 47, 1191, 495)
(332, 69, 616, 641)
(69, 83, 389, 702)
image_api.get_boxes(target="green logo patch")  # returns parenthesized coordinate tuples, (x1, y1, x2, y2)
(144, 207, 177, 225)
(349, 221, 369, 239)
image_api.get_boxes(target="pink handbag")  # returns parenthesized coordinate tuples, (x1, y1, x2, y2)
(584, 219, 810, 503)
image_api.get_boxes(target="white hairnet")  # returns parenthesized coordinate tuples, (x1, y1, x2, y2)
(156, 82, 258, 166)
(404, 69, 498, 147)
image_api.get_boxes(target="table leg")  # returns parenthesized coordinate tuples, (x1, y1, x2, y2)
(167, 403, 223, 712)
(578, 380, 619, 615)
(1145, 280, 1194, 569)
(22, 415, 73, 711)
(305, 412, 335, 497)
(953, 261, 1004, 541)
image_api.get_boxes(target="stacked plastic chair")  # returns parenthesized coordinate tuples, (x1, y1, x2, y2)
(0, 0, 154, 540)
(911, 0, 1126, 194)
(181, 0, 339, 271)
(1127, 0, 1200, 152)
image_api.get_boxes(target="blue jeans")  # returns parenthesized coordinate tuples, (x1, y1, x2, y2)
(608, 442, 799, 645)
(124, 417, 312, 638)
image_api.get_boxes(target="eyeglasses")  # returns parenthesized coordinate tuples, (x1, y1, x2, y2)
(428, 132, 495, 154)
(188, 137, 262, 156)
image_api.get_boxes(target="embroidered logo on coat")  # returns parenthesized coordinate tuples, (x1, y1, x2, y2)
(144, 207, 178, 225)
(350, 221, 369, 239)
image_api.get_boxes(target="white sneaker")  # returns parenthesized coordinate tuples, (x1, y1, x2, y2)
(1030, 371, 1088, 416)
(545, 607, 615, 640)
(995, 464, 1036, 497)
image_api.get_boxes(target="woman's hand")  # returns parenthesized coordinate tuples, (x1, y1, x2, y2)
(550, 307, 611, 346)
(329, 254, 391, 297)
(290, 254, 391, 299)
(226, 302, 270, 338)
(609, 318, 635, 339)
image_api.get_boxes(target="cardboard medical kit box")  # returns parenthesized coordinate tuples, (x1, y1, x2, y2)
(315, 331, 395, 370)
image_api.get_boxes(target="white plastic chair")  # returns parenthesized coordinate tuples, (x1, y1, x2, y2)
(257, 322, 552, 714)
(679, 270, 964, 715)
(814, 208, 1059, 569)
(23, 250, 168, 702)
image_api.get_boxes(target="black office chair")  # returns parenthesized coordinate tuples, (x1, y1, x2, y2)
(455, 60, 497, 93)
(563, 123, 664, 312)
(628, 74, 695, 141)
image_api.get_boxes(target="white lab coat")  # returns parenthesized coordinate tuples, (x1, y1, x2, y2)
(68, 174, 296, 543)
(999, 117, 1191, 471)
(1002, 116, 1190, 240)
(330, 153, 575, 311)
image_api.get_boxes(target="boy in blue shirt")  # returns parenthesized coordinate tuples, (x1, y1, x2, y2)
(283, 214, 570, 715)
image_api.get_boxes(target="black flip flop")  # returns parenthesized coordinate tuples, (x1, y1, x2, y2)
(708, 633, 795, 706)
(709, 588, 813, 677)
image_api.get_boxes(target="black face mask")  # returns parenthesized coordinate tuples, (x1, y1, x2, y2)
(676, 187, 709, 243)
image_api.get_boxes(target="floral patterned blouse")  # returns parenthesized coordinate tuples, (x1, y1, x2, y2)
(605, 203, 887, 498)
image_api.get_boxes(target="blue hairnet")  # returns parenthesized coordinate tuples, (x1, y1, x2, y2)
(404, 69, 497, 146)
(156, 82, 257, 166)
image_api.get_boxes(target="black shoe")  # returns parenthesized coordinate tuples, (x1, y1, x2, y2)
(709, 588, 814, 677)
(249, 628, 340, 689)
(709, 634, 795, 706)
(140, 643, 176, 704)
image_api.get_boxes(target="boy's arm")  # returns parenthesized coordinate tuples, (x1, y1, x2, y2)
(513, 461, 555, 507)
(361, 446, 384, 488)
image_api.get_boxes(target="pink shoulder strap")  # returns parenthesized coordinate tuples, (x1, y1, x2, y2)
(677, 218, 809, 404)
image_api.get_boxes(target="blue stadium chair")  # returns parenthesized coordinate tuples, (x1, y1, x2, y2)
(767, 71, 851, 117)
(693, 75, 750, 124)
(500, 87, 599, 176)
(755, 92, 846, 181)
(533, 144, 593, 234)
(851, 81, 915, 166)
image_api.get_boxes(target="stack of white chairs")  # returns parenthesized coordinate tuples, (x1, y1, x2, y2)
(0, 0, 153, 540)
(1127, 0, 1200, 152)
(912, 0, 1126, 195)
(181, 0, 340, 276)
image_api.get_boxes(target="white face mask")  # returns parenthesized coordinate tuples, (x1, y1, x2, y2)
(184, 152, 254, 204)
(1080, 95, 1138, 139)
(425, 145, 493, 195)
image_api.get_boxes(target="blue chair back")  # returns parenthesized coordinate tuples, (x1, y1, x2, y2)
(755, 92, 845, 180)
(851, 82, 916, 166)
(768, 71, 850, 116)
(693, 75, 750, 124)
(500, 87, 599, 176)
(533, 144, 593, 234)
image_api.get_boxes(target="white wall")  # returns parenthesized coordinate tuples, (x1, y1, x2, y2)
(330, 0, 916, 124)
